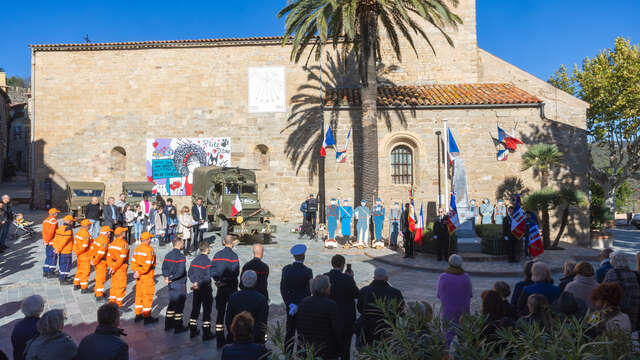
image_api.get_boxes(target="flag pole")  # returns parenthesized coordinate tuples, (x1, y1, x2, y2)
(443, 119, 449, 212)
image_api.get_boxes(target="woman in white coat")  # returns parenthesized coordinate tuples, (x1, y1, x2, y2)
(178, 206, 195, 256)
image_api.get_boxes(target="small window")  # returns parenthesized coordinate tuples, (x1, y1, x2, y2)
(391, 145, 413, 185)
(110, 146, 126, 171)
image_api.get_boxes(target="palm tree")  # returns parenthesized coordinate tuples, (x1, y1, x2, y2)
(278, 0, 461, 203)
(552, 187, 588, 248)
(521, 144, 565, 188)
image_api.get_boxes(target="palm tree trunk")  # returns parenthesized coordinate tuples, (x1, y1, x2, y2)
(356, 10, 379, 205)
(552, 205, 569, 248)
(542, 208, 551, 249)
(541, 169, 549, 188)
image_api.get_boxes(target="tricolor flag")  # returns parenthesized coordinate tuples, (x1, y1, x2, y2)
(498, 126, 523, 151)
(527, 212, 544, 257)
(336, 128, 351, 163)
(320, 127, 336, 157)
(446, 192, 460, 233)
(231, 193, 243, 217)
(408, 199, 416, 232)
(448, 128, 460, 163)
(510, 195, 527, 240)
(414, 204, 424, 245)
(497, 149, 509, 161)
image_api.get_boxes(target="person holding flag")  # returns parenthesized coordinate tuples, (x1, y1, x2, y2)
(400, 202, 414, 258)
(446, 192, 460, 234)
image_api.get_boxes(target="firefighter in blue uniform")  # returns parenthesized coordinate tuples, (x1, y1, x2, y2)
(188, 242, 214, 341)
(211, 234, 240, 348)
(280, 244, 313, 352)
(389, 202, 401, 249)
(162, 238, 188, 333)
(372, 198, 385, 248)
(325, 198, 339, 248)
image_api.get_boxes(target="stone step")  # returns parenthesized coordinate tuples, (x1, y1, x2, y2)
(457, 237, 482, 253)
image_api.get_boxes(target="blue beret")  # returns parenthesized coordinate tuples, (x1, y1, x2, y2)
(290, 244, 307, 255)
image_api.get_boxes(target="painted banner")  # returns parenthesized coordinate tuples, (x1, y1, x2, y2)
(146, 138, 231, 196)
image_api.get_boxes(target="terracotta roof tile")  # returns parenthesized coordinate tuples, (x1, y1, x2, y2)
(324, 83, 542, 107)
(30, 36, 286, 50)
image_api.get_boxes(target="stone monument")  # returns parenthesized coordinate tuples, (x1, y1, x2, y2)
(452, 158, 481, 252)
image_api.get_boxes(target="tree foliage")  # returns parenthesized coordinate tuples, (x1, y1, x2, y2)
(7, 76, 28, 88)
(547, 64, 576, 95)
(521, 144, 564, 189)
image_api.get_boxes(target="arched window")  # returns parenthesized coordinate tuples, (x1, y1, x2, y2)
(110, 146, 126, 171)
(391, 145, 413, 184)
(255, 144, 270, 170)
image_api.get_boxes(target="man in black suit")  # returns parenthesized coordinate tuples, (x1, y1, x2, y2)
(433, 207, 450, 261)
(503, 207, 518, 262)
(280, 244, 313, 352)
(191, 197, 207, 252)
(240, 244, 269, 301)
(225, 270, 269, 344)
(102, 197, 120, 230)
(357, 268, 404, 345)
(325, 255, 359, 360)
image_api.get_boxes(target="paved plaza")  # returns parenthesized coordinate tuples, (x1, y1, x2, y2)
(1, 204, 638, 359)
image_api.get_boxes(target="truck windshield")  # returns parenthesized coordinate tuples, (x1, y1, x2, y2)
(242, 185, 257, 194)
(127, 190, 153, 198)
(224, 184, 257, 194)
(73, 189, 103, 197)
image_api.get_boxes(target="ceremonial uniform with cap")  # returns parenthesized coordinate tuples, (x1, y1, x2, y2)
(162, 244, 188, 332)
(90, 226, 112, 298)
(211, 245, 240, 346)
(354, 200, 371, 247)
(188, 249, 214, 340)
(132, 232, 157, 323)
(389, 202, 401, 248)
(107, 227, 130, 306)
(53, 215, 75, 283)
(494, 199, 506, 225)
(73, 219, 93, 290)
(325, 199, 339, 248)
(372, 199, 385, 247)
(280, 244, 313, 349)
(42, 208, 59, 277)
(339, 200, 353, 239)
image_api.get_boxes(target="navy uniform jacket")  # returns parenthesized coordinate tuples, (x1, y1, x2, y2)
(325, 269, 359, 328)
(188, 254, 213, 287)
(280, 261, 313, 306)
(225, 288, 269, 343)
(240, 258, 270, 300)
(211, 247, 240, 289)
(162, 248, 187, 291)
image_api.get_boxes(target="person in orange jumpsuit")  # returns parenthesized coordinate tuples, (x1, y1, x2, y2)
(73, 219, 93, 292)
(42, 208, 60, 278)
(91, 226, 112, 301)
(132, 231, 158, 324)
(107, 227, 130, 308)
(53, 215, 75, 284)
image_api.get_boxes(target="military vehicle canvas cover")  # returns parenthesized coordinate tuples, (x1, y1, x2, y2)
(66, 181, 105, 218)
(122, 181, 154, 204)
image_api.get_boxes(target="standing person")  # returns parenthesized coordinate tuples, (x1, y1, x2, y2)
(73, 219, 93, 292)
(188, 242, 214, 341)
(225, 271, 269, 344)
(0, 203, 8, 253)
(131, 232, 158, 324)
(11, 295, 45, 360)
(221, 312, 270, 360)
(357, 268, 405, 345)
(603, 251, 640, 330)
(53, 215, 75, 284)
(85, 196, 102, 239)
(295, 275, 342, 360)
(23, 309, 77, 360)
(354, 200, 370, 248)
(389, 202, 401, 250)
(147, 202, 157, 234)
(240, 244, 269, 300)
(280, 244, 313, 352)
(42, 208, 60, 278)
(139, 194, 151, 233)
(178, 206, 195, 256)
(191, 197, 206, 250)
(325, 255, 359, 360)
(123, 204, 136, 244)
(503, 207, 518, 262)
(437, 255, 472, 344)
(596, 248, 614, 283)
(103, 197, 120, 230)
(211, 235, 241, 347)
(91, 226, 112, 301)
(114, 193, 127, 213)
(165, 198, 179, 244)
(372, 198, 385, 248)
(153, 206, 167, 246)
(299, 197, 308, 238)
(162, 238, 188, 333)
(107, 227, 130, 308)
(76, 303, 128, 360)
(400, 203, 413, 258)
(0, 194, 14, 250)
(132, 205, 144, 244)
(433, 208, 450, 261)
(305, 193, 318, 232)
(339, 199, 353, 241)
(325, 198, 339, 249)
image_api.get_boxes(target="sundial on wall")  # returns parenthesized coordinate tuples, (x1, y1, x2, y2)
(248, 67, 286, 113)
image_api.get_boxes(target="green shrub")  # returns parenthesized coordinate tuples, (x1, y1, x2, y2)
(475, 224, 505, 255)
(415, 222, 458, 254)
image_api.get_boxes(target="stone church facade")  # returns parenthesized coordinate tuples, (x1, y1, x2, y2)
(30, 0, 590, 244)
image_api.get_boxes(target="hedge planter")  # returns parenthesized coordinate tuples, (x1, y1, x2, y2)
(476, 224, 506, 256)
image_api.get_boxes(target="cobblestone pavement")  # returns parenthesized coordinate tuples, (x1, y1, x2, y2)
(0, 204, 579, 359)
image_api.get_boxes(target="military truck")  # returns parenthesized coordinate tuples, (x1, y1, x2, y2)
(65, 181, 105, 219)
(191, 166, 276, 244)
(122, 181, 154, 207)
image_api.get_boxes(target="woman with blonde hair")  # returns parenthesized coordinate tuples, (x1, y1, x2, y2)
(178, 206, 195, 256)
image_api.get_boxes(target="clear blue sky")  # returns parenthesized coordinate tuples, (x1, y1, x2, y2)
(1, 0, 638, 81)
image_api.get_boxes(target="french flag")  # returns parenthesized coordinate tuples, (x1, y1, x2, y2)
(497, 149, 509, 161)
(231, 193, 242, 217)
(335, 128, 351, 163)
(408, 199, 416, 232)
(511, 195, 527, 240)
(527, 212, 544, 257)
(448, 128, 460, 162)
(414, 204, 424, 245)
(498, 126, 523, 151)
(320, 127, 336, 157)
(446, 192, 460, 233)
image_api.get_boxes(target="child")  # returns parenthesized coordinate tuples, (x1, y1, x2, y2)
(133, 204, 144, 244)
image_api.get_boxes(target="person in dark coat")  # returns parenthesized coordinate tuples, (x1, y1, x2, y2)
(77, 303, 128, 360)
(24, 309, 77, 360)
(11, 295, 44, 360)
(510, 260, 537, 305)
(596, 248, 614, 283)
(325, 255, 359, 360)
(103, 197, 121, 230)
(280, 244, 313, 352)
(295, 275, 342, 360)
(400, 203, 414, 258)
(502, 207, 519, 262)
(225, 270, 269, 344)
(492, 281, 518, 320)
(240, 244, 269, 300)
(558, 260, 576, 292)
(221, 312, 270, 360)
(357, 268, 405, 345)
(433, 207, 450, 261)
(517, 262, 561, 316)
(191, 197, 207, 251)
(211, 235, 240, 347)
(161, 238, 188, 333)
(188, 242, 214, 341)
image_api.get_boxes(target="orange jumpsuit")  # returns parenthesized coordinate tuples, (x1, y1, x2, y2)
(90, 233, 110, 297)
(107, 237, 129, 306)
(73, 228, 93, 288)
(132, 243, 156, 317)
(42, 215, 58, 274)
(52, 225, 73, 279)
